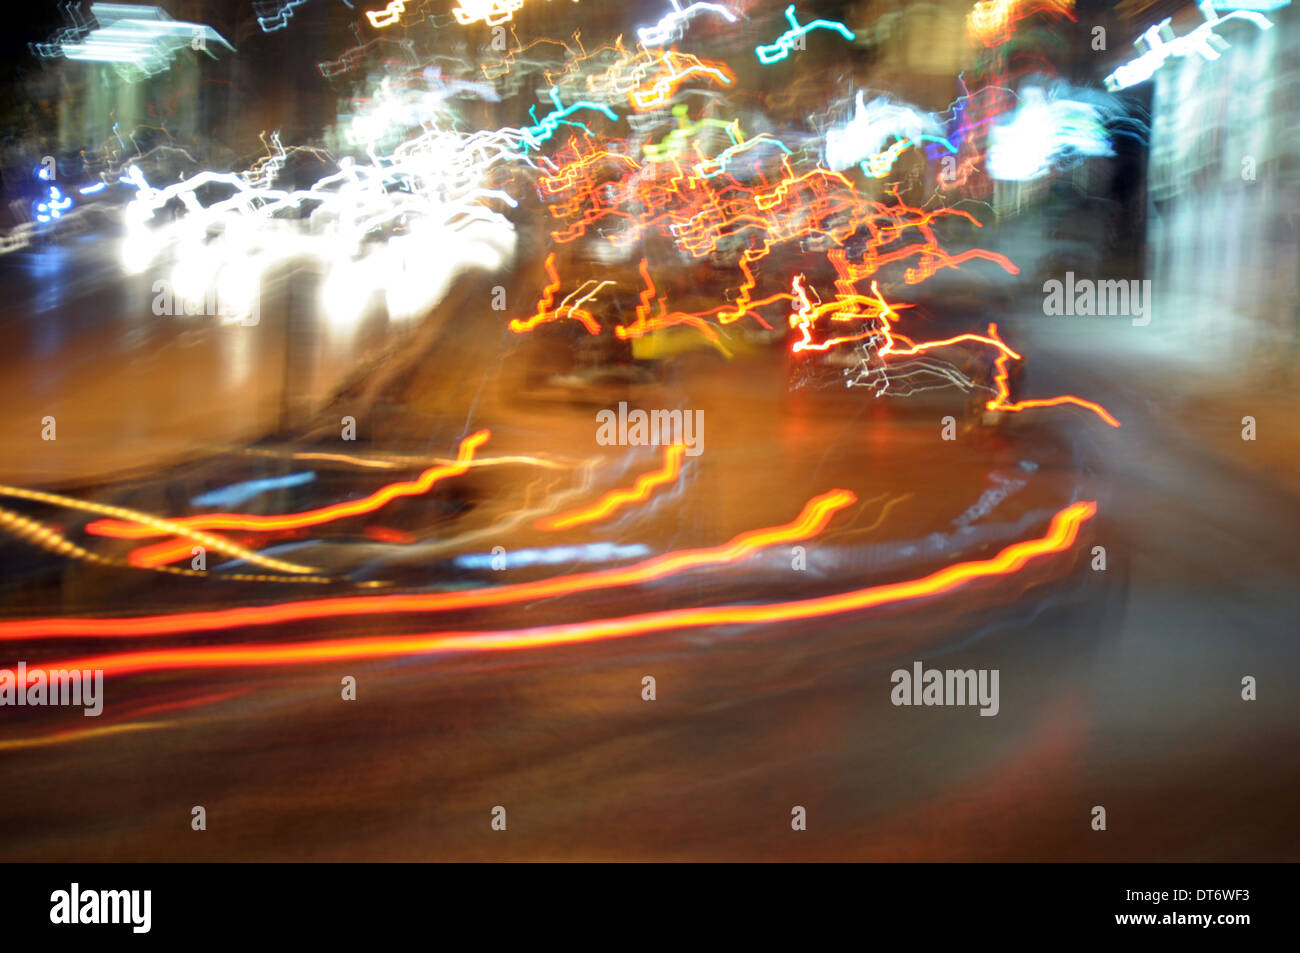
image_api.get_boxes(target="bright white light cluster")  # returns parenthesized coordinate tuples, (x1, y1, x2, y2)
(1103, 1, 1274, 92)
(636, 1, 738, 47)
(38, 3, 233, 79)
(342, 73, 502, 150)
(119, 118, 521, 329)
(823, 91, 941, 173)
(986, 86, 1117, 181)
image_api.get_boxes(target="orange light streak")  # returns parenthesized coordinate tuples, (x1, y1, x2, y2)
(788, 274, 914, 354)
(0, 491, 856, 641)
(536, 444, 686, 531)
(611, 258, 732, 351)
(630, 51, 735, 112)
(19, 502, 1097, 680)
(127, 536, 226, 569)
(984, 323, 1121, 427)
(87, 431, 491, 544)
(507, 253, 565, 333)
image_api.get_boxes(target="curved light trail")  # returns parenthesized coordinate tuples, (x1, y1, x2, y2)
(87, 431, 492, 545)
(11, 501, 1096, 682)
(0, 489, 856, 640)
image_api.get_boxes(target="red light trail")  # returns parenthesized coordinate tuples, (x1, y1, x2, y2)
(0, 490, 857, 641)
(11, 502, 1097, 682)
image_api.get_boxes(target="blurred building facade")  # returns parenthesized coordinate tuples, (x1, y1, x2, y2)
(1141, 3, 1299, 373)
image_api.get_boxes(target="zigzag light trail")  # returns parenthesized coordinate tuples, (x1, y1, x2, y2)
(536, 445, 688, 531)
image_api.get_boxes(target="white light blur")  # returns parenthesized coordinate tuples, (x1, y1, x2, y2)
(824, 92, 939, 173)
